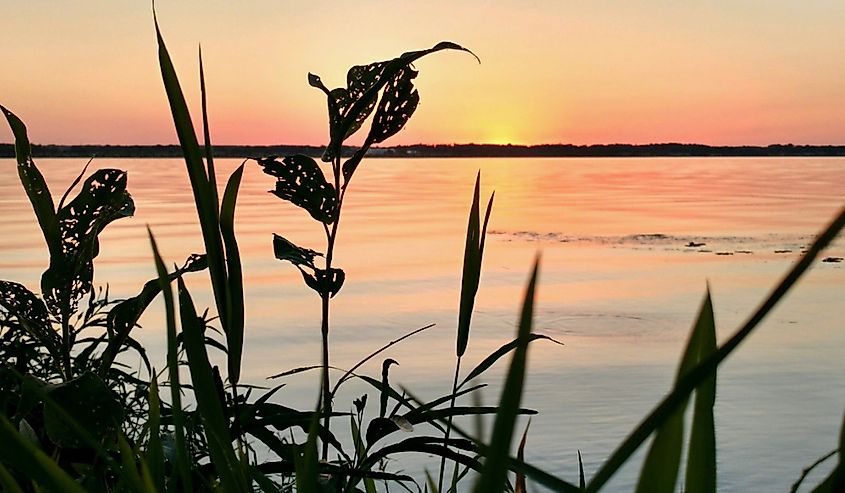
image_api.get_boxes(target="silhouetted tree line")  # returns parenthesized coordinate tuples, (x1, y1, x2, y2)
(2, 142, 845, 158)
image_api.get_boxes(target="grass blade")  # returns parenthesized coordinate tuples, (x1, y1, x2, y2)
(149, 229, 193, 492)
(473, 257, 538, 493)
(221, 164, 245, 384)
(177, 277, 249, 492)
(154, 14, 230, 352)
(0, 463, 24, 493)
(515, 420, 530, 493)
(459, 334, 562, 389)
(635, 289, 715, 493)
(146, 374, 166, 493)
(685, 290, 718, 493)
(456, 171, 481, 358)
(586, 205, 845, 492)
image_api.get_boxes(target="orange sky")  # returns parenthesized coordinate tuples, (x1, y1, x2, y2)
(2, 1, 845, 146)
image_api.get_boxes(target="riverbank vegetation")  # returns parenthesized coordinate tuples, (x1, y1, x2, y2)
(1, 17, 843, 493)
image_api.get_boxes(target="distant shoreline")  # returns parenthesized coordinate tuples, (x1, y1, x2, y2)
(3, 143, 845, 159)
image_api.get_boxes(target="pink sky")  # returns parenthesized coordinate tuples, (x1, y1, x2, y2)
(2, 1, 845, 146)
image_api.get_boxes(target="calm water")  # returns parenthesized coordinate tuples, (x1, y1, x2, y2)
(1, 157, 843, 491)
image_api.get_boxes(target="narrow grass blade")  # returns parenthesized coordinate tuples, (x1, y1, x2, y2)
(118, 434, 148, 493)
(578, 451, 586, 489)
(0, 415, 87, 493)
(685, 290, 718, 493)
(295, 413, 320, 493)
(459, 334, 562, 388)
(154, 15, 230, 343)
(221, 164, 245, 384)
(473, 257, 538, 493)
(177, 277, 249, 492)
(635, 289, 715, 493)
(456, 172, 481, 358)
(146, 375, 165, 493)
(199, 47, 219, 212)
(515, 420, 531, 493)
(587, 205, 845, 493)
(149, 228, 193, 492)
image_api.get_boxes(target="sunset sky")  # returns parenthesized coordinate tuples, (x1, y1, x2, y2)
(2, 1, 845, 146)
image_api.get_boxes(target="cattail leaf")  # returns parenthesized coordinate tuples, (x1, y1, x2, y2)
(257, 155, 338, 224)
(685, 290, 718, 493)
(635, 289, 715, 493)
(148, 229, 193, 492)
(221, 164, 245, 384)
(178, 277, 250, 492)
(473, 258, 538, 493)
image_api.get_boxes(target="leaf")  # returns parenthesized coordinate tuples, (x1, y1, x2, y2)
(302, 267, 345, 298)
(341, 147, 368, 185)
(41, 168, 134, 314)
(221, 164, 245, 384)
(515, 421, 530, 493)
(43, 371, 124, 448)
(273, 234, 323, 268)
(586, 205, 845, 492)
(473, 258, 538, 493)
(366, 66, 420, 144)
(579, 451, 586, 489)
(460, 334, 562, 388)
(100, 253, 207, 374)
(178, 277, 250, 492)
(257, 155, 338, 224)
(146, 375, 165, 493)
(1, 106, 58, 256)
(635, 289, 715, 493)
(0, 280, 62, 363)
(0, 415, 87, 493)
(685, 290, 718, 493)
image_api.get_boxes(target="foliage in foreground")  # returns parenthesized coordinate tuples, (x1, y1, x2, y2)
(1, 15, 844, 493)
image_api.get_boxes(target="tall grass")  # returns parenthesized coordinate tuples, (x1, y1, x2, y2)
(0, 11, 843, 492)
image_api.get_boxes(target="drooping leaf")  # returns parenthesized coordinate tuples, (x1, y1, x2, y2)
(473, 258, 538, 493)
(0, 280, 61, 363)
(1, 106, 58, 256)
(257, 155, 338, 224)
(41, 168, 134, 314)
(459, 334, 562, 388)
(635, 290, 716, 493)
(273, 234, 323, 268)
(303, 267, 345, 298)
(380, 358, 399, 418)
(43, 371, 123, 448)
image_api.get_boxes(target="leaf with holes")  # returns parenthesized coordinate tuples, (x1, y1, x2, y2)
(302, 268, 345, 298)
(41, 169, 134, 314)
(257, 155, 338, 224)
(367, 66, 420, 144)
(0, 281, 61, 363)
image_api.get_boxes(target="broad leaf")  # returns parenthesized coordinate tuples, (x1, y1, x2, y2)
(366, 66, 420, 144)
(257, 155, 338, 224)
(0, 281, 61, 362)
(41, 168, 134, 314)
(43, 372, 123, 448)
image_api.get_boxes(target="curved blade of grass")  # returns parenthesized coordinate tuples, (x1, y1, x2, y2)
(1, 106, 58, 255)
(515, 420, 531, 493)
(586, 204, 845, 493)
(221, 163, 245, 384)
(791, 449, 837, 493)
(473, 257, 538, 493)
(685, 290, 718, 493)
(154, 14, 230, 349)
(0, 415, 87, 493)
(459, 334, 563, 389)
(808, 409, 845, 492)
(635, 289, 714, 493)
(178, 277, 249, 492)
(199, 47, 219, 213)
(149, 228, 193, 492)
(0, 463, 24, 493)
(456, 172, 481, 358)
(579, 451, 586, 489)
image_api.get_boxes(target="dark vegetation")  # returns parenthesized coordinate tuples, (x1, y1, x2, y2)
(4, 142, 845, 159)
(0, 14, 844, 493)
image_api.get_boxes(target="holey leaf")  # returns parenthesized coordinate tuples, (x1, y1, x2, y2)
(0, 280, 61, 362)
(257, 155, 338, 224)
(367, 66, 420, 144)
(42, 168, 134, 314)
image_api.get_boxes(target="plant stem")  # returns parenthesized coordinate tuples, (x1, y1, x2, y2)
(438, 356, 463, 493)
(60, 298, 72, 381)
